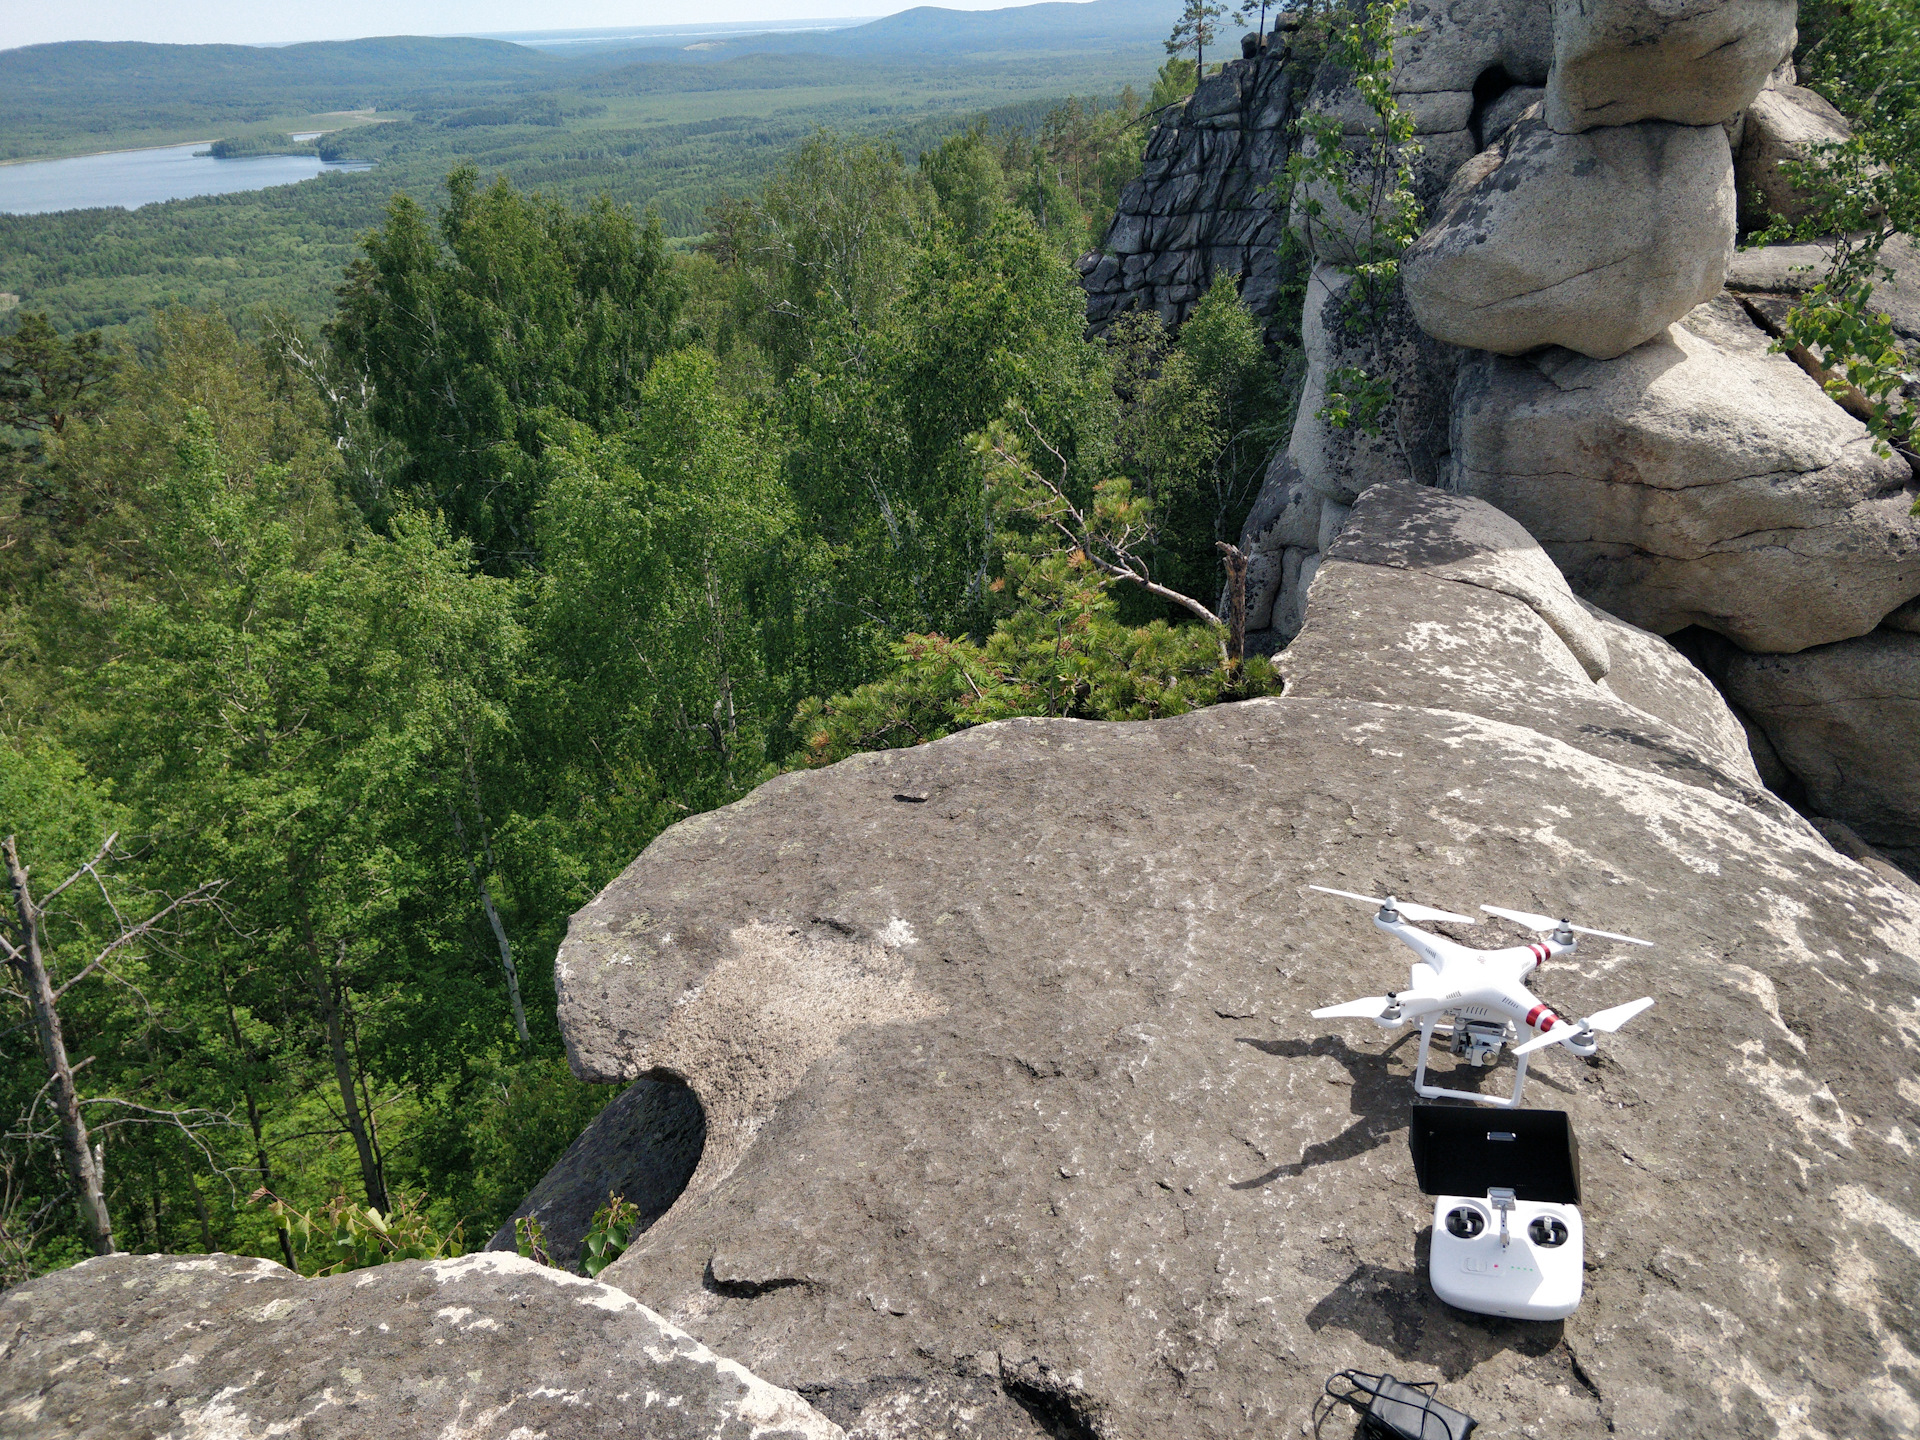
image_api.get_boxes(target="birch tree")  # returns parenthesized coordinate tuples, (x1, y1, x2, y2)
(1, 833, 220, 1255)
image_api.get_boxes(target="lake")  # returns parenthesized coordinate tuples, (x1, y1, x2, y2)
(0, 143, 374, 216)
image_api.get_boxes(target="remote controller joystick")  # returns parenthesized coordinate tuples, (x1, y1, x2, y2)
(1445, 1207, 1485, 1239)
(1529, 1216, 1569, 1247)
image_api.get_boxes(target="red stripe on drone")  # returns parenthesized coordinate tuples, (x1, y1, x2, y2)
(1525, 1004, 1556, 1032)
(1530, 942, 1549, 964)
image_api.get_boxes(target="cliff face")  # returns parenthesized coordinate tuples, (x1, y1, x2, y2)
(1078, 42, 1306, 342)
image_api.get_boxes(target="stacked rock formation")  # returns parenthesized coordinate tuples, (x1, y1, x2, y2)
(1079, 39, 1305, 341)
(1229, 0, 1920, 866)
(1233, 0, 1557, 637)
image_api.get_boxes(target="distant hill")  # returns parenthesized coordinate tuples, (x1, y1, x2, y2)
(0, 37, 563, 106)
(610, 0, 1175, 64)
(803, 0, 1172, 55)
(0, 4, 1182, 161)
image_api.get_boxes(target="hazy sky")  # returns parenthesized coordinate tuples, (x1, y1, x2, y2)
(0, 0, 1046, 51)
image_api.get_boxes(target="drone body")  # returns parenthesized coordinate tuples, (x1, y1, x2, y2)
(1308, 887, 1654, 1108)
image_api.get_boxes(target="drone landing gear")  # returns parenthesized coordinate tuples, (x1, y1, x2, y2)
(1411, 1016, 1532, 1108)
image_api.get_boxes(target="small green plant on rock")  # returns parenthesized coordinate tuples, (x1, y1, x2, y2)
(1278, 0, 1422, 443)
(582, 1192, 639, 1278)
(253, 1188, 464, 1276)
(514, 1213, 555, 1267)
(1753, 0, 1919, 471)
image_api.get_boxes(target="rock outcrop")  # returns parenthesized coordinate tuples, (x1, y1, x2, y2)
(1222, 0, 1920, 854)
(1081, 49, 1305, 339)
(1718, 629, 1920, 866)
(1544, 0, 1798, 133)
(1449, 294, 1919, 652)
(540, 481, 1920, 1440)
(1403, 112, 1735, 358)
(1727, 233, 1920, 354)
(0, 1250, 842, 1440)
(1733, 83, 1854, 232)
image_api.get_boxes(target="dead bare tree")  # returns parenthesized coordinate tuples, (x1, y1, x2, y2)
(448, 802, 529, 1045)
(1215, 540, 1249, 673)
(982, 412, 1235, 667)
(1, 833, 222, 1256)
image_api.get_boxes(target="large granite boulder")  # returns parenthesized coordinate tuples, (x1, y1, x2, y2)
(0, 1250, 842, 1440)
(1280, 485, 1763, 794)
(1544, 0, 1798, 133)
(1392, 0, 1553, 94)
(1307, 0, 1555, 144)
(1719, 629, 1920, 865)
(1403, 112, 1734, 358)
(1451, 294, 1920, 651)
(1298, 481, 1615, 682)
(545, 483, 1920, 1440)
(1733, 85, 1855, 233)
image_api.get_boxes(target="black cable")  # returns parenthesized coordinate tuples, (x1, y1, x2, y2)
(1320, 1370, 1478, 1440)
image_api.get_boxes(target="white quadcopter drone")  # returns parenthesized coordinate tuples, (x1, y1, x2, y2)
(1307, 885, 1656, 1109)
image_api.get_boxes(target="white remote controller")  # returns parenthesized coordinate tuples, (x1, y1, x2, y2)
(1428, 1186, 1584, 1320)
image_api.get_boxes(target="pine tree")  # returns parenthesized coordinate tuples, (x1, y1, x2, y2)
(1166, 0, 1230, 75)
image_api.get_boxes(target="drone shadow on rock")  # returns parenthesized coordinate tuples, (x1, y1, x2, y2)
(1229, 1032, 1575, 1190)
(1305, 1233, 1566, 1381)
(1229, 1033, 1416, 1189)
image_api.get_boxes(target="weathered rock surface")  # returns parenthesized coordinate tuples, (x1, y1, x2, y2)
(1544, 0, 1798, 133)
(1287, 0, 1555, 271)
(1301, 481, 1614, 682)
(1451, 294, 1920, 650)
(1734, 84, 1855, 233)
(1390, 0, 1553, 93)
(486, 1076, 707, 1269)
(1236, 457, 1320, 632)
(1235, 263, 1463, 644)
(1719, 629, 1920, 862)
(0, 1250, 842, 1440)
(547, 484, 1920, 1440)
(1282, 263, 1460, 506)
(1403, 112, 1735, 358)
(1280, 486, 1764, 796)
(1289, 129, 1480, 266)
(1478, 83, 1545, 145)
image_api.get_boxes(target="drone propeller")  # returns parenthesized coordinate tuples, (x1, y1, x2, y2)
(1310, 886, 1477, 926)
(1480, 904, 1653, 947)
(1310, 995, 1400, 1020)
(1511, 996, 1656, 1055)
